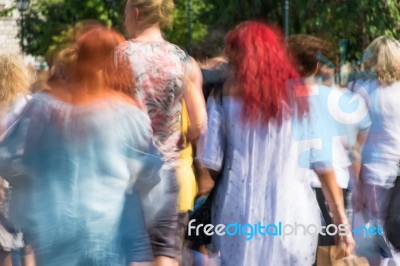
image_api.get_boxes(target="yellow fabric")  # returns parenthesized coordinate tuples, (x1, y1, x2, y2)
(177, 100, 198, 212)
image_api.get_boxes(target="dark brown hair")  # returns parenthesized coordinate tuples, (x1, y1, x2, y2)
(288, 34, 332, 77)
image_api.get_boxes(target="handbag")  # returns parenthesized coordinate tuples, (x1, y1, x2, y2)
(317, 244, 369, 266)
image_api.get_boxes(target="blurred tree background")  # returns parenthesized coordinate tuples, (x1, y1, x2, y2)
(198, 0, 400, 61)
(5, 0, 400, 62)
(16, 0, 125, 60)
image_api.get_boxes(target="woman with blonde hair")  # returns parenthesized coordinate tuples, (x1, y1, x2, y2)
(120, 1, 206, 265)
(0, 55, 31, 266)
(0, 55, 31, 134)
(352, 36, 400, 266)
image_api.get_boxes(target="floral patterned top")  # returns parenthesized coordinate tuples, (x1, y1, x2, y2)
(120, 40, 188, 164)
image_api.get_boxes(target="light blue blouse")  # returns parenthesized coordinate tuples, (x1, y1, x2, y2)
(0, 92, 162, 265)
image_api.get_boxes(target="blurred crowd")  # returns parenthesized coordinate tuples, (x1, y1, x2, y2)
(0, 1, 400, 266)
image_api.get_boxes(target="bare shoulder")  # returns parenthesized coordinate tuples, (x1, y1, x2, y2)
(186, 56, 202, 79)
(184, 56, 203, 93)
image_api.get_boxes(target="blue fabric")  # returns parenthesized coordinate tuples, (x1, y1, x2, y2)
(12, 249, 21, 266)
(192, 195, 208, 213)
(0, 92, 162, 265)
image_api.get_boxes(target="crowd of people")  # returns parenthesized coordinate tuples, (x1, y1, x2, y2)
(0, 0, 400, 266)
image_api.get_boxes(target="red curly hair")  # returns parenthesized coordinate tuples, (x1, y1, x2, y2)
(76, 26, 134, 94)
(225, 21, 308, 123)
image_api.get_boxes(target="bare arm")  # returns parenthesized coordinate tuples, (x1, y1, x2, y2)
(317, 170, 347, 224)
(317, 169, 355, 250)
(351, 129, 369, 212)
(183, 57, 206, 141)
(349, 129, 369, 187)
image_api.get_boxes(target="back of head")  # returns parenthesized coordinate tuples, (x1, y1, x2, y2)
(128, 0, 174, 29)
(74, 26, 134, 92)
(46, 21, 106, 74)
(48, 21, 114, 83)
(0, 55, 30, 107)
(225, 21, 306, 123)
(76, 26, 124, 75)
(363, 36, 400, 85)
(288, 34, 331, 77)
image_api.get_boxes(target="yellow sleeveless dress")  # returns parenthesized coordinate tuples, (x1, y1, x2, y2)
(177, 100, 198, 212)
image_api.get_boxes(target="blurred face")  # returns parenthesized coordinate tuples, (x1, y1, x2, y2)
(124, 0, 139, 38)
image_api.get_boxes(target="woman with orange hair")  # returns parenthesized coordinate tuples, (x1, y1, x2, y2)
(197, 21, 354, 265)
(0, 26, 160, 266)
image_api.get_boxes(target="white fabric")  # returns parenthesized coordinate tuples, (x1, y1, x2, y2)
(308, 85, 370, 189)
(0, 94, 31, 138)
(354, 185, 400, 265)
(353, 79, 400, 188)
(198, 97, 320, 266)
(0, 225, 23, 251)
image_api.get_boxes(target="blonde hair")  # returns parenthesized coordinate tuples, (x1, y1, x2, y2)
(363, 36, 400, 85)
(0, 55, 31, 107)
(128, 0, 175, 29)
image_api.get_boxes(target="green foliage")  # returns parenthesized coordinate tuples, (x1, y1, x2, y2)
(164, 0, 213, 51)
(0, 6, 14, 17)
(20, 0, 123, 57)
(17, 0, 400, 61)
(19, 0, 212, 57)
(202, 0, 400, 61)
(202, 0, 283, 29)
(290, 0, 400, 61)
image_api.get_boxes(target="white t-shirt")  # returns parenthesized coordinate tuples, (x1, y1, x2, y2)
(308, 85, 371, 189)
(353, 79, 400, 188)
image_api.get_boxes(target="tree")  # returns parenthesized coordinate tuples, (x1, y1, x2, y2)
(164, 0, 213, 53)
(18, 0, 210, 58)
(19, 0, 122, 57)
(15, 0, 400, 61)
(201, 0, 400, 61)
(291, 0, 400, 61)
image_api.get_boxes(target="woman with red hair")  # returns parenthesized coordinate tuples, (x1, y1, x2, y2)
(0, 26, 160, 266)
(198, 21, 354, 265)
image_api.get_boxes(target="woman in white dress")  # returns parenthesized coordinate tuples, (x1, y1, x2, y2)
(352, 36, 400, 266)
(198, 21, 354, 266)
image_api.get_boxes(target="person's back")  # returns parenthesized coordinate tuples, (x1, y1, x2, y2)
(354, 79, 400, 187)
(306, 85, 370, 189)
(350, 35, 400, 266)
(121, 40, 187, 162)
(1, 92, 159, 265)
(209, 96, 320, 265)
(0, 27, 160, 266)
(122, 2, 206, 265)
(198, 21, 354, 266)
